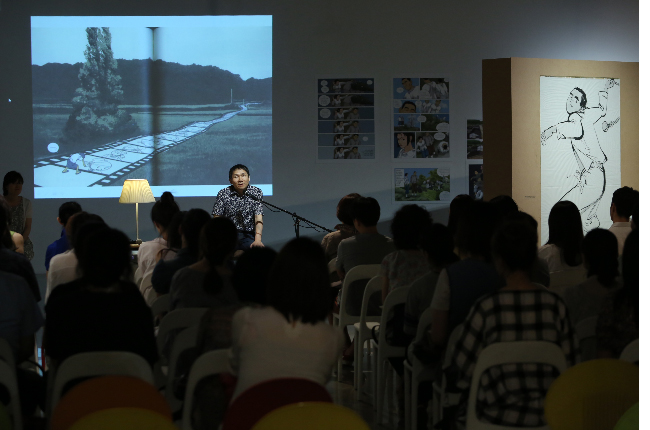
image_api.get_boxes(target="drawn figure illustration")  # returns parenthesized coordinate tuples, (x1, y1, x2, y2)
(62, 152, 86, 174)
(541, 79, 616, 228)
(109, 149, 128, 161)
(87, 159, 112, 172)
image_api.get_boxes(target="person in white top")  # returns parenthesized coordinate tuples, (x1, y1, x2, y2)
(608, 186, 638, 254)
(333, 121, 349, 133)
(229, 238, 343, 401)
(134, 191, 181, 284)
(46, 212, 106, 301)
(539, 201, 584, 272)
(395, 132, 416, 158)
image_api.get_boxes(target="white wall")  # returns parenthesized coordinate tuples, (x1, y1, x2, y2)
(0, 0, 639, 273)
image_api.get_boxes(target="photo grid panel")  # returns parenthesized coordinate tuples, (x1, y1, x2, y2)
(467, 119, 483, 159)
(394, 167, 451, 203)
(392, 77, 450, 159)
(317, 78, 375, 161)
(468, 163, 484, 201)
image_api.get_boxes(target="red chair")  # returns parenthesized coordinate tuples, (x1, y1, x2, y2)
(222, 378, 332, 430)
(51, 375, 172, 430)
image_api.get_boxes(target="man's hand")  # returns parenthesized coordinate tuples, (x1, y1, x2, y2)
(250, 239, 264, 248)
(541, 125, 557, 145)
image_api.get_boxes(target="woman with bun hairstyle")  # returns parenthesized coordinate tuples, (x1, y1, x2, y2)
(134, 191, 180, 283)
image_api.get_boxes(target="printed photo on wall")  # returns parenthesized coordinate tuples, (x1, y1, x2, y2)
(467, 119, 483, 159)
(394, 167, 451, 202)
(540, 76, 621, 243)
(318, 78, 375, 161)
(468, 163, 483, 201)
(392, 77, 450, 159)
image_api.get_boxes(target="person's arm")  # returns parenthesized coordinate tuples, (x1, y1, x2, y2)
(12, 232, 24, 254)
(23, 218, 32, 240)
(251, 214, 264, 248)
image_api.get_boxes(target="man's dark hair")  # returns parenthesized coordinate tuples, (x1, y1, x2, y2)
(58, 201, 82, 227)
(573, 87, 587, 109)
(447, 194, 473, 238)
(401, 101, 416, 110)
(547, 201, 583, 267)
(489, 195, 518, 225)
(352, 197, 380, 227)
(492, 218, 538, 273)
(200, 217, 238, 295)
(267, 238, 331, 324)
(582, 228, 619, 287)
(77, 226, 132, 288)
(402, 78, 412, 83)
(181, 209, 211, 257)
(233, 247, 277, 305)
(611, 186, 638, 219)
(336, 193, 361, 226)
(2, 171, 23, 196)
(229, 164, 250, 179)
(352, 146, 358, 151)
(456, 201, 499, 262)
(391, 204, 432, 250)
(420, 223, 458, 268)
(69, 212, 105, 250)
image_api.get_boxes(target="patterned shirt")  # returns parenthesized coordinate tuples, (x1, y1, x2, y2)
(211, 185, 263, 232)
(448, 288, 579, 427)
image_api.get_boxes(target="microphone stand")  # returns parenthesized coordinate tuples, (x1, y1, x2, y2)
(251, 197, 333, 238)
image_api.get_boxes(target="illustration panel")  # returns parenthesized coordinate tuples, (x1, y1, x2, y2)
(468, 163, 483, 201)
(393, 167, 450, 202)
(467, 119, 483, 159)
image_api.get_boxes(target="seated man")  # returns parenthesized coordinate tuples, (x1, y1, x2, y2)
(609, 186, 638, 254)
(45, 201, 82, 273)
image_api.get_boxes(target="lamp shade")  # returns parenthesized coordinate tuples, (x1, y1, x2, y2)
(119, 179, 155, 204)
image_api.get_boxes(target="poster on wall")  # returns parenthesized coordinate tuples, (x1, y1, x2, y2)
(393, 167, 450, 202)
(467, 119, 483, 159)
(392, 77, 450, 159)
(540, 76, 621, 243)
(468, 163, 483, 201)
(317, 78, 375, 161)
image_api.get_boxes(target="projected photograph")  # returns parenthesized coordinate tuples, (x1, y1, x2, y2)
(467, 119, 483, 159)
(394, 167, 450, 202)
(31, 16, 272, 198)
(540, 76, 621, 243)
(469, 163, 483, 201)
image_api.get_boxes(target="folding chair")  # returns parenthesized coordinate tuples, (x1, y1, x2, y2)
(431, 324, 464, 427)
(619, 339, 639, 364)
(0, 360, 21, 430)
(165, 325, 200, 414)
(575, 316, 598, 361)
(404, 308, 435, 430)
(352, 276, 382, 400)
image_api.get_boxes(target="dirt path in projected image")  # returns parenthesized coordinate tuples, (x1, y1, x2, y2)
(33, 103, 257, 188)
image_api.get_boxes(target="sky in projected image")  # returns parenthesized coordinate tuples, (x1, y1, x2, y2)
(31, 16, 272, 199)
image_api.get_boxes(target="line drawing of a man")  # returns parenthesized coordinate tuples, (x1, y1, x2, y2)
(541, 80, 616, 228)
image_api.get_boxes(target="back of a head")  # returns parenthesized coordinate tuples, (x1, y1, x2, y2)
(391, 204, 432, 250)
(612, 186, 639, 220)
(165, 211, 186, 250)
(547, 200, 583, 267)
(68, 212, 102, 249)
(455, 201, 498, 261)
(200, 217, 238, 294)
(232, 247, 278, 305)
(267, 238, 330, 324)
(336, 193, 361, 226)
(618, 229, 638, 317)
(582, 228, 619, 287)
(58, 201, 82, 227)
(419, 223, 458, 268)
(76, 227, 132, 287)
(150, 191, 180, 232)
(447, 194, 473, 237)
(489, 195, 519, 225)
(492, 218, 538, 275)
(181, 209, 211, 256)
(352, 196, 381, 227)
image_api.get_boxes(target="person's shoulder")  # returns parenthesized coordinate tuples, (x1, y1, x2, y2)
(216, 186, 233, 197)
(247, 185, 263, 196)
(0, 270, 28, 288)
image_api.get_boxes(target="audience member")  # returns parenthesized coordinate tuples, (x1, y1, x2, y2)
(135, 191, 181, 283)
(229, 238, 343, 401)
(45, 201, 82, 272)
(0, 201, 40, 301)
(430, 201, 501, 353)
(381, 204, 432, 301)
(169, 217, 239, 310)
(157, 210, 184, 263)
(563, 228, 620, 326)
(3, 171, 33, 260)
(539, 200, 583, 272)
(446, 215, 578, 427)
(46, 212, 105, 301)
(152, 209, 211, 295)
(446, 194, 472, 242)
(608, 186, 638, 254)
(321, 193, 361, 261)
(404, 223, 458, 337)
(44, 226, 157, 367)
(596, 229, 638, 358)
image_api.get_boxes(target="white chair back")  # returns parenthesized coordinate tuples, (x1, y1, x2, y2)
(619, 339, 639, 364)
(0, 360, 21, 430)
(182, 349, 231, 430)
(49, 351, 154, 414)
(157, 308, 208, 366)
(575, 316, 598, 362)
(353, 275, 383, 399)
(165, 326, 200, 413)
(151, 294, 171, 318)
(466, 341, 567, 430)
(549, 269, 586, 297)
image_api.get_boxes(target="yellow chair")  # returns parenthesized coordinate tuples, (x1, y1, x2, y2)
(251, 402, 370, 430)
(545, 359, 638, 430)
(614, 403, 638, 430)
(68, 407, 177, 430)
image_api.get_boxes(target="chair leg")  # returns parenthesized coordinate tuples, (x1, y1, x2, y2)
(375, 359, 386, 423)
(404, 365, 411, 430)
(353, 330, 360, 393)
(411, 375, 418, 430)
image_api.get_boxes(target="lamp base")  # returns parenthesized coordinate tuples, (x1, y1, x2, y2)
(130, 239, 143, 245)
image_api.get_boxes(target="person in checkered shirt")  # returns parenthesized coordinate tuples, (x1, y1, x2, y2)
(445, 213, 579, 428)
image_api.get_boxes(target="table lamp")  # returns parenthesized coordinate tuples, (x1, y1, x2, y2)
(119, 179, 155, 244)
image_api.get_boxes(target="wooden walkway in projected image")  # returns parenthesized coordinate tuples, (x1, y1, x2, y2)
(34, 103, 257, 188)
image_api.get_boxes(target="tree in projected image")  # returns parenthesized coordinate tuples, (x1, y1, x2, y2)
(63, 27, 139, 144)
